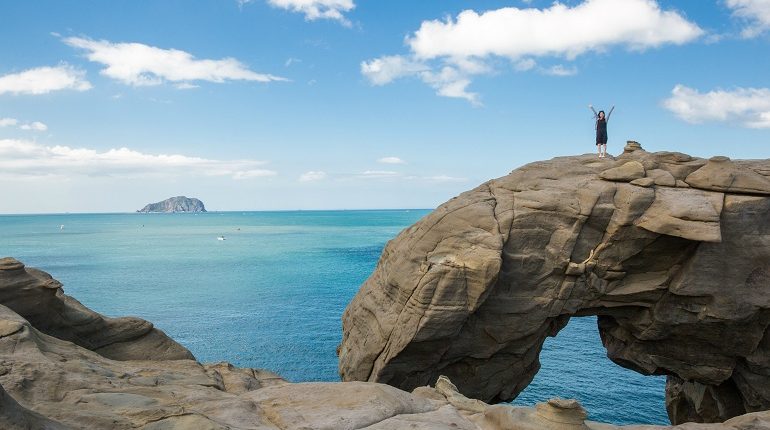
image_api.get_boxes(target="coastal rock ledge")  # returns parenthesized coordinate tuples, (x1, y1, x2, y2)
(340, 143, 770, 425)
(1, 257, 770, 429)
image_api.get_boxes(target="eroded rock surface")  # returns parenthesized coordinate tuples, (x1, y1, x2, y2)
(0, 257, 193, 361)
(1, 257, 770, 428)
(339, 144, 770, 424)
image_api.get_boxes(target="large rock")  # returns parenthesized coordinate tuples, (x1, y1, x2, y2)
(1, 258, 770, 429)
(685, 156, 770, 195)
(0, 257, 194, 361)
(339, 143, 770, 424)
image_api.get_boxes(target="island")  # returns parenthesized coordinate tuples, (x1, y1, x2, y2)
(136, 196, 207, 213)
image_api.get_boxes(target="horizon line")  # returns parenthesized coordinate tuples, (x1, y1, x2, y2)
(0, 208, 436, 216)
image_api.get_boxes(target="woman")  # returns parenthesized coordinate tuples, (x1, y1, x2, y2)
(589, 104, 614, 158)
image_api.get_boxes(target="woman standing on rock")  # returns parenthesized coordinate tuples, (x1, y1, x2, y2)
(589, 104, 614, 158)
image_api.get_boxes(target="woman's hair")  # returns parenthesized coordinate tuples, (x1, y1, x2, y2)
(598, 110, 605, 118)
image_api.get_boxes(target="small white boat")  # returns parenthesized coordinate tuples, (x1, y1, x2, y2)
(217, 236, 226, 241)
(59, 225, 64, 230)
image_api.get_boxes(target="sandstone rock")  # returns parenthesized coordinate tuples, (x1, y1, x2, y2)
(340, 150, 770, 425)
(600, 161, 646, 182)
(630, 177, 655, 187)
(634, 188, 723, 242)
(623, 141, 643, 153)
(0, 383, 67, 430)
(647, 169, 677, 187)
(685, 157, 770, 195)
(2, 259, 770, 429)
(0, 257, 193, 361)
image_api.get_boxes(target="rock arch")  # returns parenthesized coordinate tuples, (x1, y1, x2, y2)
(339, 144, 770, 424)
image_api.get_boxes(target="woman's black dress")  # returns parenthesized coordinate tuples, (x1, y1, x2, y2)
(596, 118, 608, 145)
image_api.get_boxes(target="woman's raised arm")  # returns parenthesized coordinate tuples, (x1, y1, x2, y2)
(607, 105, 615, 121)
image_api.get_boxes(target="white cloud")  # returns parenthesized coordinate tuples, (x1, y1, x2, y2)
(175, 82, 199, 90)
(0, 118, 18, 127)
(377, 156, 405, 164)
(232, 169, 278, 179)
(514, 58, 537, 72)
(0, 118, 48, 131)
(726, 0, 770, 38)
(407, 0, 701, 60)
(0, 65, 92, 95)
(543, 64, 578, 77)
(63, 36, 287, 87)
(19, 121, 48, 132)
(285, 57, 302, 67)
(0, 139, 277, 179)
(362, 0, 702, 104)
(267, 0, 355, 25)
(361, 56, 429, 86)
(421, 67, 481, 106)
(357, 170, 400, 179)
(299, 170, 327, 182)
(663, 84, 770, 129)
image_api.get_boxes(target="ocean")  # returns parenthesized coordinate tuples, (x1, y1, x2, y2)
(0, 210, 667, 425)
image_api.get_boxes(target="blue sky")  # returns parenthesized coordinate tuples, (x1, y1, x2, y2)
(0, 0, 768, 213)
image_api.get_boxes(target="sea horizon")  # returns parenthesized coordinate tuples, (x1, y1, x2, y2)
(0, 208, 435, 216)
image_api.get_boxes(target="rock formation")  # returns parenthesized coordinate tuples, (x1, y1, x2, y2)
(0, 257, 193, 361)
(1, 256, 770, 428)
(137, 196, 207, 213)
(339, 143, 770, 425)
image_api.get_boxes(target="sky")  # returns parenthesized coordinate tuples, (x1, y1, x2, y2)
(0, 0, 768, 213)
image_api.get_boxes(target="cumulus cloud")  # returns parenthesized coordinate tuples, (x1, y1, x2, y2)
(543, 64, 578, 77)
(0, 118, 49, 131)
(299, 170, 327, 182)
(514, 58, 537, 72)
(357, 170, 400, 179)
(19, 121, 48, 132)
(362, 0, 702, 104)
(361, 56, 429, 86)
(0, 118, 18, 127)
(663, 84, 770, 129)
(63, 36, 286, 87)
(377, 156, 405, 164)
(726, 0, 770, 38)
(0, 65, 92, 95)
(267, 0, 355, 25)
(0, 139, 277, 179)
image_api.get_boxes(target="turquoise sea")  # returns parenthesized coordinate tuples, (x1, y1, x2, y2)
(0, 211, 667, 425)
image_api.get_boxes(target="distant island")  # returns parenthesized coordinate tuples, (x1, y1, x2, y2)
(137, 196, 207, 213)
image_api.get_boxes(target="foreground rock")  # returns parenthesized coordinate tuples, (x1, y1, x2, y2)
(137, 196, 207, 213)
(1, 258, 770, 429)
(339, 143, 770, 425)
(0, 257, 193, 361)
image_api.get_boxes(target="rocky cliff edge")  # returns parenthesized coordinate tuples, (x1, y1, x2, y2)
(339, 142, 770, 425)
(1, 256, 769, 428)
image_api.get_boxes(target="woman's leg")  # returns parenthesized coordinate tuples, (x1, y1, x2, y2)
(601, 143, 607, 157)
(597, 144, 602, 157)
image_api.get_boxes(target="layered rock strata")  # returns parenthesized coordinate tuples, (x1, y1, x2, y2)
(1, 258, 770, 428)
(0, 257, 193, 361)
(339, 143, 770, 424)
